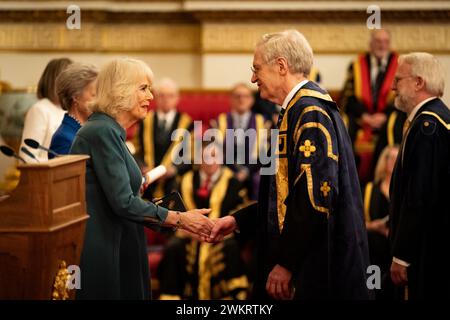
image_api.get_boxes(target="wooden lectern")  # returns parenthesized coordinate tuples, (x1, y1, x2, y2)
(0, 155, 89, 299)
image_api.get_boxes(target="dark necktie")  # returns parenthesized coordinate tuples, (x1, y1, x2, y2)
(159, 118, 167, 132)
(276, 107, 286, 128)
(372, 58, 385, 111)
(238, 116, 246, 129)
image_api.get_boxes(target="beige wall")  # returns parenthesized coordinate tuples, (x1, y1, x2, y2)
(0, 52, 202, 90)
(2, 52, 450, 105)
(0, 53, 450, 105)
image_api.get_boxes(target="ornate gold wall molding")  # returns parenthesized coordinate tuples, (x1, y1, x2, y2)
(1, 22, 449, 53)
(1, 9, 449, 23)
(0, 2, 449, 54)
(0, 23, 200, 52)
(202, 23, 450, 54)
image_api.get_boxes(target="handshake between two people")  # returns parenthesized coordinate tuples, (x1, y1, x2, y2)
(162, 209, 237, 243)
(163, 209, 295, 300)
(163, 208, 295, 300)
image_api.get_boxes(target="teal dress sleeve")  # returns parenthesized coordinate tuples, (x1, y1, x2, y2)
(72, 121, 168, 228)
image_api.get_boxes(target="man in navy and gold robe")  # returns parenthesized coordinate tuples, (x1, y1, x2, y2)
(210, 30, 370, 300)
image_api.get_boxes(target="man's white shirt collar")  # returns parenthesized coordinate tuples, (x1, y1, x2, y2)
(231, 110, 251, 129)
(370, 55, 389, 84)
(156, 109, 176, 129)
(199, 168, 222, 189)
(408, 96, 437, 123)
(281, 79, 309, 110)
(370, 54, 388, 68)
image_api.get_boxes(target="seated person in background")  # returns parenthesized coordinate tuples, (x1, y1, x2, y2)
(157, 142, 251, 300)
(49, 63, 98, 158)
(371, 110, 406, 171)
(134, 77, 193, 200)
(363, 145, 399, 298)
(308, 66, 322, 85)
(211, 83, 267, 199)
(20, 58, 73, 162)
(340, 29, 398, 183)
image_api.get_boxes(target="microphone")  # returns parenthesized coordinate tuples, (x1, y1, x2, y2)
(20, 146, 40, 163)
(24, 138, 60, 158)
(0, 145, 27, 163)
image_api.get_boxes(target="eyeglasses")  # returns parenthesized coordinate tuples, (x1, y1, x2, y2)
(393, 75, 415, 85)
(250, 65, 260, 75)
(251, 58, 277, 75)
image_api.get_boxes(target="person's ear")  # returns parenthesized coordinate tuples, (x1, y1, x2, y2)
(415, 76, 425, 91)
(277, 57, 289, 76)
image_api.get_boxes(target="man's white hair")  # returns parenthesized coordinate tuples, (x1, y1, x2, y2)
(154, 77, 179, 94)
(256, 29, 313, 76)
(399, 52, 445, 97)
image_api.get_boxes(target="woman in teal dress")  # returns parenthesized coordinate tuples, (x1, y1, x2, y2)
(71, 58, 213, 300)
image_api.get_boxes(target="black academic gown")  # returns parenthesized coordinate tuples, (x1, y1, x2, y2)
(136, 111, 193, 200)
(363, 182, 392, 299)
(212, 111, 266, 200)
(157, 168, 250, 300)
(389, 98, 450, 299)
(235, 81, 371, 300)
(340, 52, 398, 143)
(372, 110, 406, 173)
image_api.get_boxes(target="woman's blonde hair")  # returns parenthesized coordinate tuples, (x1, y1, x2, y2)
(374, 145, 399, 183)
(91, 58, 154, 118)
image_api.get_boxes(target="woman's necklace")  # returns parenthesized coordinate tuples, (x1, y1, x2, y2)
(67, 113, 82, 126)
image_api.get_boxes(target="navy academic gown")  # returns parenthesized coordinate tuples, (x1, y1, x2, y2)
(234, 81, 371, 299)
(389, 98, 450, 299)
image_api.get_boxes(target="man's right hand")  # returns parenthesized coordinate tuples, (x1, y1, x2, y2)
(390, 260, 408, 286)
(207, 216, 238, 243)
